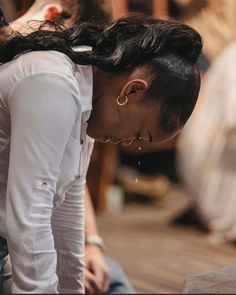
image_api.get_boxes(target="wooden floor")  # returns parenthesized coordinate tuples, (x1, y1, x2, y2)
(97, 189, 236, 294)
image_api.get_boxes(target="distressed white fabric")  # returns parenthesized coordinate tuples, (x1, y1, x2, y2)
(178, 42, 236, 240)
(0, 49, 94, 293)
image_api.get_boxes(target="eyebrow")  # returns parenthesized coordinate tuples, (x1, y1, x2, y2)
(148, 131, 153, 143)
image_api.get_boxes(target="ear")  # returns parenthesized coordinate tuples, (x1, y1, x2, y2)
(121, 79, 148, 101)
(43, 4, 63, 21)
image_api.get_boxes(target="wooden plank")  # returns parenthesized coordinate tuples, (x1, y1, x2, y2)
(98, 203, 236, 293)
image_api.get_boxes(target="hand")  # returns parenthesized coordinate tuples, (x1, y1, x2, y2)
(85, 245, 110, 294)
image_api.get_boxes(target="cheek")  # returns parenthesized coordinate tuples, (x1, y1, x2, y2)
(89, 102, 119, 135)
(115, 113, 141, 137)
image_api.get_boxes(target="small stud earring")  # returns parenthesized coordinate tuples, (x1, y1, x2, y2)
(117, 95, 128, 106)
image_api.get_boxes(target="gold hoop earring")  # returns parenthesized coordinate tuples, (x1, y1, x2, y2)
(117, 95, 128, 106)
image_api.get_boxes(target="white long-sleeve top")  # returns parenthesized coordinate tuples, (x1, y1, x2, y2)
(0, 49, 94, 293)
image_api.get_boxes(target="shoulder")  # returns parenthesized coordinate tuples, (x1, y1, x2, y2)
(0, 51, 79, 103)
(0, 50, 93, 110)
(17, 50, 76, 79)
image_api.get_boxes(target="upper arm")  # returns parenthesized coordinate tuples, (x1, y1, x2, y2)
(5, 73, 80, 293)
(8, 73, 79, 181)
(7, 72, 80, 228)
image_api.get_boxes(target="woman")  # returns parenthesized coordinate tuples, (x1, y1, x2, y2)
(0, 15, 202, 293)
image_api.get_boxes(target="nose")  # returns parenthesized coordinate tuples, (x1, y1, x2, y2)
(141, 136, 150, 143)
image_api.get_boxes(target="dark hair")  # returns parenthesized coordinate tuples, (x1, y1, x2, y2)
(0, 14, 202, 133)
(60, 0, 112, 24)
(0, 8, 8, 27)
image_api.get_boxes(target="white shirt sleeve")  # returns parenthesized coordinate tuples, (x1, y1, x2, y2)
(52, 178, 86, 294)
(52, 138, 94, 294)
(6, 73, 79, 294)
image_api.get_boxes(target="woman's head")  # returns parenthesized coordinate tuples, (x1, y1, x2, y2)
(86, 15, 202, 144)
(0, 15, 202, 145)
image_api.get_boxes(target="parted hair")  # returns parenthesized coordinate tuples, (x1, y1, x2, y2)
(0, 14, 202, 133)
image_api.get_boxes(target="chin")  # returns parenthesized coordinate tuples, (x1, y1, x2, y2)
(86, 128, 97, 140)
(86, 130, 105, 143)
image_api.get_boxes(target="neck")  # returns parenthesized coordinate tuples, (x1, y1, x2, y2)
(92, 66, 110, 103)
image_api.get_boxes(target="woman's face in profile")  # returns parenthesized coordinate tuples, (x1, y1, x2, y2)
(87, 68, 180, 146)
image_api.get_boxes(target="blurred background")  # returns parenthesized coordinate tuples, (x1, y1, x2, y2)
(2, 0, 236, 293)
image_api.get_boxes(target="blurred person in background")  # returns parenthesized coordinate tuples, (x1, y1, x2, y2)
(173, 0, 236, 64)
(112, 0, 169, 19)
(10, 0, 113, 31)
(0, 0, 202, 293)
(0, 1, 135, 294)
(123, 0, 236, 65)
(178, 41, 236, 242)
(176, 0, 236, 242)
(178, 39, 236, 295)
(172, 1, 236, 291)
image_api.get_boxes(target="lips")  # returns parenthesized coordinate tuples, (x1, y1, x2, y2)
(108, 136, 122, 144)
(101, 135, 135, 145)
(101, 135, 122, 144)
(121, 139, 134, 146)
